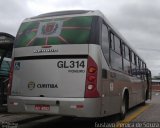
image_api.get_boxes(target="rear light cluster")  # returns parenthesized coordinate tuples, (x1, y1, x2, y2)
(85, 56, 99, 98)
(8, 59, 14, 95)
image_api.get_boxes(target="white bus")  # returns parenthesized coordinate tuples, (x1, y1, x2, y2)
(8, 10, 151, 119)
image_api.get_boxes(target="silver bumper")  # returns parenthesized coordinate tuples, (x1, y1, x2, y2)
(8, 96, 102, 118)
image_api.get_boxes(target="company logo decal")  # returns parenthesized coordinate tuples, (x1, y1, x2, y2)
(33, 49, 58, 53)
(36, 21, 63, 38)
(37, 84, 58, 88)
(28, 82, 58, 90)
(14, 62, 20, 70)
(42, 22, 58, 35)
(28, 81, 36, 90)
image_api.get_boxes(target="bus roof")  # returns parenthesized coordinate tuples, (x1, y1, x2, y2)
(25, 10, 104, 22)
(24, 10, 145, 63)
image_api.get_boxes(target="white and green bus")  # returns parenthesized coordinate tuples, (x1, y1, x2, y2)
(8, 10, 151, 119)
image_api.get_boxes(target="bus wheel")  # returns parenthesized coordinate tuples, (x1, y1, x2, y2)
(120, 96, 127, 120)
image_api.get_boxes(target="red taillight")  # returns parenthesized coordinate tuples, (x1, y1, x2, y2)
(85, 56, 99, 98)
(8, 59, 14, 95)
(88, 67, 97, 73)
(88, 76, 96, 82)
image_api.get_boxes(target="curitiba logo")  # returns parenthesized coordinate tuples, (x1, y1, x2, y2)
(42, 22, 58, 35)
(28, 82, 58, 90)
(28, 81, 36, 90)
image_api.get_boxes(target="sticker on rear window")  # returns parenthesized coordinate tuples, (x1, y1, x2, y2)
(14, 16, 92, 47)
(14, 62, 20, 70)
(36, 21, 63, 38)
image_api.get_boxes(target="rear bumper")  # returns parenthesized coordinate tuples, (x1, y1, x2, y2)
(8, 96, 102, 118)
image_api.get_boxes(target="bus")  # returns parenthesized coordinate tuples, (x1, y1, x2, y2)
(0, 33, 14, 106)
(8, 10, 151, 119)
(0, 57, 11, 78)
(0, 57, 11, 104)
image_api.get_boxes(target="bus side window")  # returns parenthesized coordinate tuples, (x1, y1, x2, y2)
(140, 60, 144, 80)
(142, 62, 145, 80)
(123, 45, 131, 74)
(130, 51, 136, 76)
(134, 55, 138, 77)
(110, 33, 123, 71)
(137, 57, 141, 78)
(143, 63, 147, 80)
(114, 36, 121, 54)
(125, 45, 130, 60)
(110, 33, 114, 50)
(101, 23, 110, 63)
(122, 43, 125, 57)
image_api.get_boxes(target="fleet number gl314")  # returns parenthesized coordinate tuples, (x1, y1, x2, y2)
(57, 60, 85, 68)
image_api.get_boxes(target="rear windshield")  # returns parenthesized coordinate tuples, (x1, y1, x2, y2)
(15, 16, 93, 48)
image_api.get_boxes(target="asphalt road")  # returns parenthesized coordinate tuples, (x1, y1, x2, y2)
(15, 104, 150, 128)
(133, 92, 160, 122)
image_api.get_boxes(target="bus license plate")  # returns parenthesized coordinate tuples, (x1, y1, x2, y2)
(35, 105, 50, 111)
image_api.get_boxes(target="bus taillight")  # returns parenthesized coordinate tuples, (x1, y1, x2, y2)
(88, 67, 97, 73)
(88, 76, 96, 82)
(85, 56, 99, 98)
(8, 59, 14, 95)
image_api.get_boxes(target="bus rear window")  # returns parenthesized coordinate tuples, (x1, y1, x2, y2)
(15, 16, 93, 48)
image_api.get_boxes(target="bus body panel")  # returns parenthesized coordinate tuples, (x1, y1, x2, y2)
(100, 49, 145, 116)
(8, 44, 103, 117)
(12, 58, 87, 98)
(8, 96, 102, 117)
(11, 44, 88, 98)
(14, 45, 89, 57)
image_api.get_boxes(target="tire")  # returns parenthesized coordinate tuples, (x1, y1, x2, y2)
(141, 101, 146, 106)
(120, 96, 127, 120)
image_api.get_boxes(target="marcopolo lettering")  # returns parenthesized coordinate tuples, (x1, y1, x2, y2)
(33, 49, 58, 53)
(37, 84, 58, 88)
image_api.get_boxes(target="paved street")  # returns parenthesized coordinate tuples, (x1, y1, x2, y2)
(132, 92, 160, 125)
